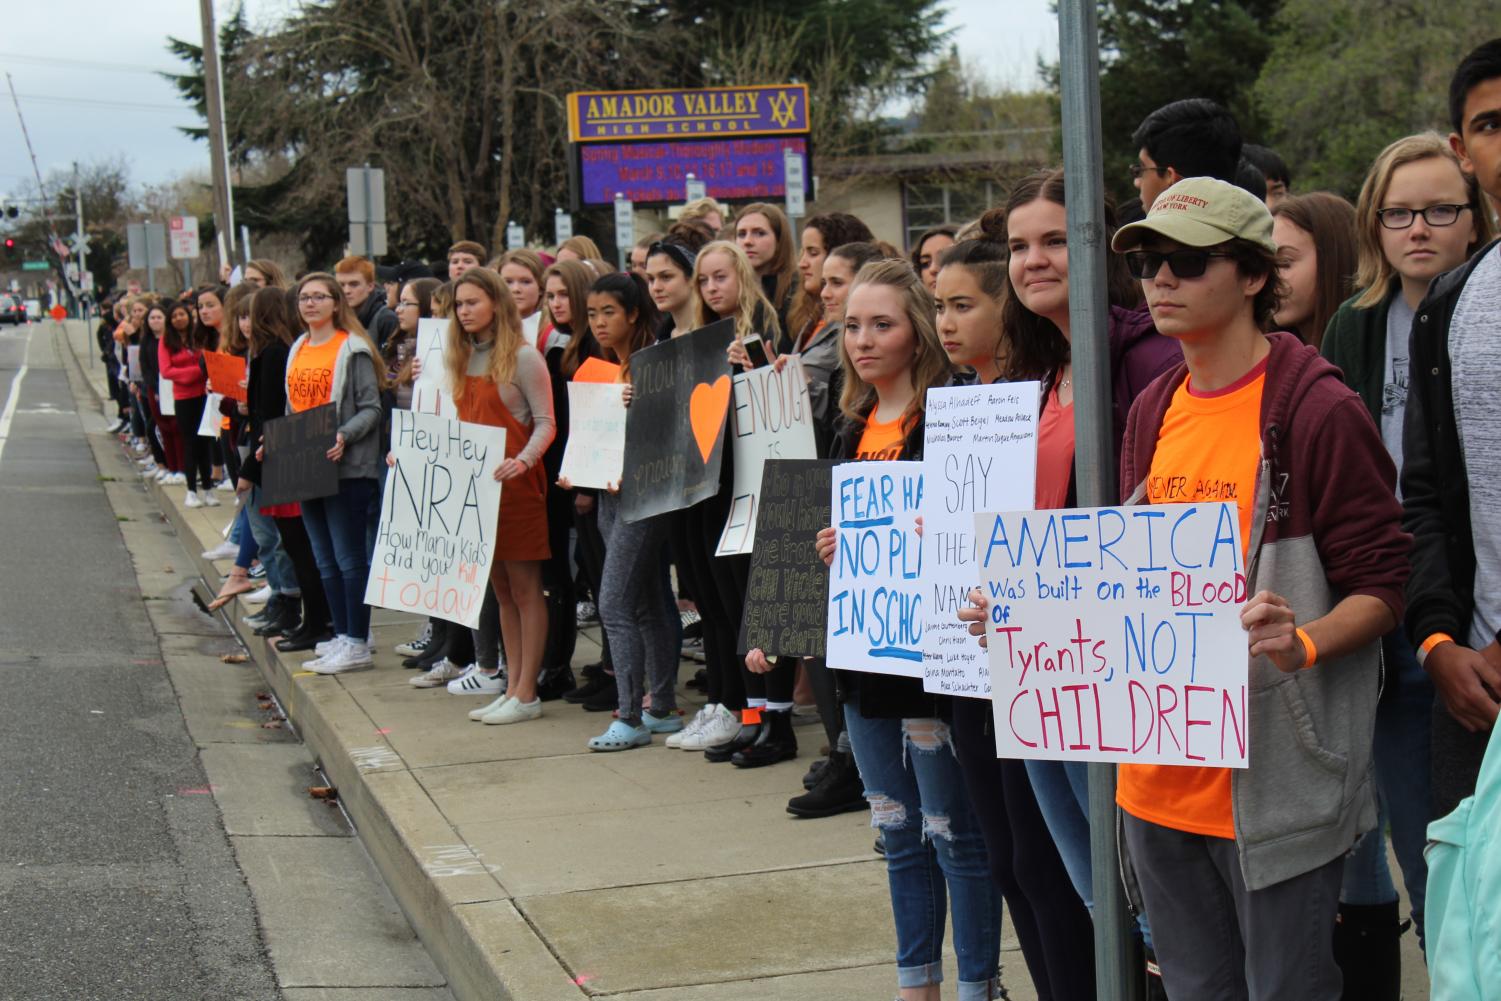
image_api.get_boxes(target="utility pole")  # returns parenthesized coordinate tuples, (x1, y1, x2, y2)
(199, 0, 237, 263)
(73, 162, 87, 314)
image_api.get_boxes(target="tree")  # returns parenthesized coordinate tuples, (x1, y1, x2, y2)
(912, 47, 1056, 156)
(1254, 0, 1492, 195)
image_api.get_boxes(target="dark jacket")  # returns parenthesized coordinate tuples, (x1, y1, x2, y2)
(1123, 331, 1409, 889)
(356, 292, 399, 351)
(1106, 303, 1182, 471)
(1401, 240, 1501, 651)
(139, 328, 162, 386)
(829, 410, 950, 721)
(1320, 279, 1402, 427)
(238, 341, 290, 485)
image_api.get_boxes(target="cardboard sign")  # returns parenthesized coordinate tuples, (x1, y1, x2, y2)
(411, 317, 453, 417)
(574, 357, 622, 384)
(825, 460, 925, 679)
(261, 404, 340, 507)
(365, 410, 504, 628)
(158, 375, 176, 416)
(126, 344, 141, 382)
(619, 318, 736, 523)
(716, 357, 819, 556)
(738, 459, 834, 657)
(197, 392, 224, 438)
(559, 382, 627, 489)
(204, 351, 248, 403)
(921, 382, 1040, 698)
(975, 503, 1248, 767)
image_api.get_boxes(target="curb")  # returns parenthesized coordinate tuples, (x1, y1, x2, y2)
(61, 326, 582, 1001)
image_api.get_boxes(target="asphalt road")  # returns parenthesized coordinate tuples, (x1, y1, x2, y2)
(0, 323, 280, 1000)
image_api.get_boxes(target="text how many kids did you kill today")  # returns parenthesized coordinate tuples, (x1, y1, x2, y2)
(974, 501, 1250, 768)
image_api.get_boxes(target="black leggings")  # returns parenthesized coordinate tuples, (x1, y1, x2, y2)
(542, 487, 577, 670)
(273, 513, 330, 631)
(670, 501, 746, 711)
(950, 696, 1097, 1001)
(574, 500, 611, 670)
(173, 394, 215, 491)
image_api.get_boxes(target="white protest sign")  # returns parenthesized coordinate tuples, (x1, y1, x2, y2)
(159, 376, 176, 416)
(717, 357, 818, 555)
(197, 392, 224, 438)
(365, 409, 505, 629)
(826, 460, 925, 679)
(975, 502, 1248, 766)
(921, 382, 1039, 698)
(126, 345, 141, 381)
(411, 317, 454, 417)
(559, 382, 627, 489)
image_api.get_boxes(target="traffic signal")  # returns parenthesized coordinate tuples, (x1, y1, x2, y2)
(4, 206, 15, 218)
(2, 237, 14, 259)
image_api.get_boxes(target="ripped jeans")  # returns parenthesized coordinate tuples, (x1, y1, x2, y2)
(844, 705, 1003, 1000)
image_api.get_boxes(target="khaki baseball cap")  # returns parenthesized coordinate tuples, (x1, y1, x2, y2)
(1112, 177, 1276, 254)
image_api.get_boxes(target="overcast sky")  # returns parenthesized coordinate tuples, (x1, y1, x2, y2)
(0, 0, 1058, 204)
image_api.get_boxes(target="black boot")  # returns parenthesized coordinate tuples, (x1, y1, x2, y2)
(704, 715, 762, 762)
(564, 671, 614, 704)
(787, 750, 867, 818)
(245, 592, 287, 629)
(536, 663, 576, 702)
(732, 709, 797, 768)
(1333, 900, 1404, 1001)
(276, 620, 332, 652)
(801, 756, 829, 790)
(253, 595, 301, 637)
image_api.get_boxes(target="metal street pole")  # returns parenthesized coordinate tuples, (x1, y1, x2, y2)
(1057, 1, 1141, 998)
(362, 163, 374, 262)
(73, 162, 87, 318)
(200, 0, 236, 260)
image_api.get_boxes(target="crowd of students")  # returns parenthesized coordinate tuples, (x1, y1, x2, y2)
(92, 37, 1501, 1001)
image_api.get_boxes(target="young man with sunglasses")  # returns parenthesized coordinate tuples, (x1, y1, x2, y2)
(1110, 176, 1411, 999)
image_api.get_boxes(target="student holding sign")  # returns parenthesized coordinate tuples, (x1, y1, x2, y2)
(1105, 178, 1410, 999)
(734, 202, 798, 333)
(811, 260, 1005, 1001)
(283, 274, 388, 674)
(159, 295, 219, 509)
(440, 267, 556, 724)
(644, 238, 699, 339)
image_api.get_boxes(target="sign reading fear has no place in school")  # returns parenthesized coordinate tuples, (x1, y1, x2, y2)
(365, 410, 504, 629)
(975, 502, 1249, 768)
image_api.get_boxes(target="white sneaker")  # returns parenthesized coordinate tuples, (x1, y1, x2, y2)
(202, 540, 238, 560)
(153, 468, 170, 482)
(313, 635, 346, 656)
(304, 636, 349, 669)
(481, 697, 541, 725)
(469, 693, 513, 720)
(411, 658, 466, 688)
(447, 665, 503, 695)
(216, 478, 236, 492)
(245, 585, 272, 604)
(201, 490, 222, 507)
(678, 704, 739, 750)
(167, 472, 186, 485)
(184, 490, 204, 509)
(309, 639, 373, 674)
(666, 703, 717, 749)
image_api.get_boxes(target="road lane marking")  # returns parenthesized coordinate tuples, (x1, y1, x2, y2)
(0, 324, 33, 466)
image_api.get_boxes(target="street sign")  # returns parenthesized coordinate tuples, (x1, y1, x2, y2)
(169, 216, 200, 259)
(685, 174, 707, 202)
(126, 222, 168, 292)
(554, 209, 572, 245)
(613, 194, 633, 269)
(69, 233, 90, 257)
(346, 165, 388, 257)
(784, 148, 806, 218)
(21, 261, 48, 271)
(506, 222, 524, 250)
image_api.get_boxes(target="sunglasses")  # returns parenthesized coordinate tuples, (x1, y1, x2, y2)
(1124, 249, 1232, 280)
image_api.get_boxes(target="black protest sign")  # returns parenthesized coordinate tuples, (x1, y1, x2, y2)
(737, 459, 834, 657)
(262, 404, 340, 507)
(620, 318, 737, 523)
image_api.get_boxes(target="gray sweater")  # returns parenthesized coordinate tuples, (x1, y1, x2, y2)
(284, 330, 384, 481)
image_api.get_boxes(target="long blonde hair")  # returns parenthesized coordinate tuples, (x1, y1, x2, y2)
(445, 267, 525, 399)
(1352, 132, 1496, 309)
(295, 272, 389, 389)
(691, 240, 780, 342)
(837, 259, 952, 432)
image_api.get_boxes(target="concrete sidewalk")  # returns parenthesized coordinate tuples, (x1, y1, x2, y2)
(61, 320, 1031, 1001)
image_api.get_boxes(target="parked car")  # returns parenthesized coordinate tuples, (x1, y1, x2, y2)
(0, 294, 27, 324)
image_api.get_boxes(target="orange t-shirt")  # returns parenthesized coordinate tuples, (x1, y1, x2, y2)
(1035, 384, 1075, 509)
(856, 415, 905, 460)
(286, 332, 348, 413)
(1116, 356, 1265, 840)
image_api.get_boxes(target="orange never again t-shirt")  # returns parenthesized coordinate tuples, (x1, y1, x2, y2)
(286, 332, 348, 413)
(1116, 357, 1264, 840)
(856, 415, 906, 460)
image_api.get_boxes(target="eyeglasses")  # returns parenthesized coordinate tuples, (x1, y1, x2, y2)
(298, 293, 334, 304)
(1124, 249, 1232, 280)
(395, 300, 419, 309)
(1128, 162, 1170, 180)
(1375, 204, 1469, 230)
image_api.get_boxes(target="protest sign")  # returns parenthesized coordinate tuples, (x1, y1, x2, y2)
(738, 459, 833, 656)
(975, 502, 1248, 767)
(559, 382, 627, 489)
(261, 404, 339, 507)
(620, 318, 736, 523)
(825, 460, 925, 679)
(574, 357, 621, 384)
(158, 375, 176, 416)
(197, 393, 224, 438)
(411, 317, 453, 417)
(921, 382, 1040, 698)
(126, 344, 141, 382)
(365, 410, 504, 628)
(717, 356, 818, 555)
(203, 351, 247, 403)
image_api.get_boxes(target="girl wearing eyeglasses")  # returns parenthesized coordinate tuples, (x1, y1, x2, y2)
(1318, 132, 1495, 989)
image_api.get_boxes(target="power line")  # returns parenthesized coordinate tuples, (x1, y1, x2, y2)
(12, 92, 186, 114)
(0, 52, 180, 76)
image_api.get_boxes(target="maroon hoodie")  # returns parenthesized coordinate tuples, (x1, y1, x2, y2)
(1119, 330, 1410, 890)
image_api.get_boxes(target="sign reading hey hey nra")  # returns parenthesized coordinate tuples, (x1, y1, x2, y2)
(567, 85, 809, 142)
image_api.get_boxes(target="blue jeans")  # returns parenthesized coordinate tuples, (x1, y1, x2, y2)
(844, 706, 1002, 1000)
(1341, 631, 1434, 948)
(233, 504, 259, 568)
(244, 486, 295, 595)
(1026, 758, 1155, 950)
(301, 477, 378, 640)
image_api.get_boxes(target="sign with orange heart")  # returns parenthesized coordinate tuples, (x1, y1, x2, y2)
(620, 318, 737, 523)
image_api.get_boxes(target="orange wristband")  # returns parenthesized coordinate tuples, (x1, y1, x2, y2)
(1295, 628, 1317, 669)
(1418, 632, 1454, 667)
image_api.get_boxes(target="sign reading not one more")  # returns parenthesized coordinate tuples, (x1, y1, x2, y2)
(567, 85, 809, 143)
